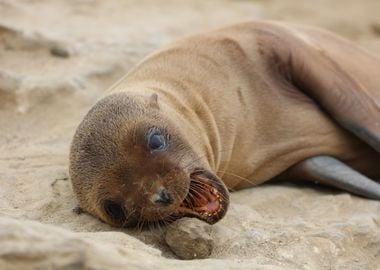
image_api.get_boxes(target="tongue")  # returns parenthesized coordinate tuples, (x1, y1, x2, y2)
(205, 199, 220, 212)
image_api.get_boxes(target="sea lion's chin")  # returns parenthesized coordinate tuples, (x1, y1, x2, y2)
(175, 169, 229, 225)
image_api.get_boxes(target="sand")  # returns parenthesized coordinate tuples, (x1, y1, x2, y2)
(1, 0, 380, 269)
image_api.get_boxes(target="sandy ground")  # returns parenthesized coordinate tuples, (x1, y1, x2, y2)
(1, 0, 380, 269)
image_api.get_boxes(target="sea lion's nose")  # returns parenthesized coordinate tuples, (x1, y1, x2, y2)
(152, 187, 173, 205)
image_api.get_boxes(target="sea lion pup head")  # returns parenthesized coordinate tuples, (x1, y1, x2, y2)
(69, 92, 229, 227)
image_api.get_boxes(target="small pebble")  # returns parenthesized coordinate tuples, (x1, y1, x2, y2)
(370, 23, 380, 36)
(165, 218, 214, 260)
(50, 46, 71, 58)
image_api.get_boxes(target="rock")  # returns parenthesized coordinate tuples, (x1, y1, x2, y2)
(0, 217, 88, 270)
(50, 46, 71, 58)
(165, 218, 214, 259)
(0, 69, 22, 93)
(371, 23, 380, 36)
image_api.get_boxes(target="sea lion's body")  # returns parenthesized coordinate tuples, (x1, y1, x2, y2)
(109, 21, 380, 188)
(70, 21, 380, 227)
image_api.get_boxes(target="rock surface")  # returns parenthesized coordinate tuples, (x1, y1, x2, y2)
(165, 218, 214, 260)
(1, 0, 380, 269)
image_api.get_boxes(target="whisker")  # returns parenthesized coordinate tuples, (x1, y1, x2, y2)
(217, 170, 258, 186)
(122, 208, 136, 227)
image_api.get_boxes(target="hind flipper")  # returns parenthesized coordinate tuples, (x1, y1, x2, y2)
(286, 155, 380, 200)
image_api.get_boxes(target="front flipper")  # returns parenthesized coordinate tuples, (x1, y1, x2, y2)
(287, 155, 380, 200)
(257, 23, 380, 152)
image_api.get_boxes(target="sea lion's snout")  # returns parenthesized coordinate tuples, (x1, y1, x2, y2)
(151, 187, 174, 205)
(96, 168, 229, 227)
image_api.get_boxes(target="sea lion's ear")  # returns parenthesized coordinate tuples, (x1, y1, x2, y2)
(259, 24, 380, 153)
(148, 93, 159, 109)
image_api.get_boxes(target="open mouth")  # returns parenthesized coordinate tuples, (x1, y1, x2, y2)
(177, 170, 229, 224)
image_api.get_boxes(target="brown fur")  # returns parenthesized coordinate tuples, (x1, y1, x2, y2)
(70, 21, 380, 227)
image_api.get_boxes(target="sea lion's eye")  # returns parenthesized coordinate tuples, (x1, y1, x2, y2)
(104, 200, 126, 221)
(147, 131, 167, 152)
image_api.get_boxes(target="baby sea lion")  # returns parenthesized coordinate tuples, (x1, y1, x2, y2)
(69, 21, 380, 228)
